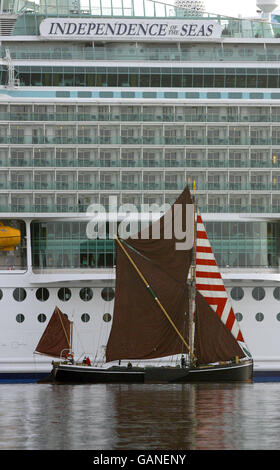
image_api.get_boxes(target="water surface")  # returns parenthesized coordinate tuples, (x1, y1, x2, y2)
(0, 382, 279, 450)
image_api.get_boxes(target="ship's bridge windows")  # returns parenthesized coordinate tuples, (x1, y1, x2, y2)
(36, 288, 49, 302)
(58, 287, 71, 301)
(13, 288, 26, 302)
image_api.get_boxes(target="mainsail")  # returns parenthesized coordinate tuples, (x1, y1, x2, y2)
(125, 185, 193, 284)
(106, 187, 193, 362)
(34, 306, 71, 358)
(194, 211, 246, 364)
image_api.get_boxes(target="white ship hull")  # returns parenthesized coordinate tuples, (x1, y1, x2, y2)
(0, 272, 279, 381)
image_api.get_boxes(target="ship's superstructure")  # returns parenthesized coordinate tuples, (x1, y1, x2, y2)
(0, 0, 280, 379)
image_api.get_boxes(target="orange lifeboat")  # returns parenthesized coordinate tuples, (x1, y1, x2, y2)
(0, 222, 21, 251)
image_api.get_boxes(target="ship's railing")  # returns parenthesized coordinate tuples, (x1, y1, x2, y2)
(2, 135, 280, 146)
(3, 47, 280, 63)
(2, 181, 280, 191)
(2, 203, 280, 214)
(3, 158, 280, 169)
(1, 111, 280, 123)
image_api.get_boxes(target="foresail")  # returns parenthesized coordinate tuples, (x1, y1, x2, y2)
(194, 291, 246, 364)
(195, 211, 245, 343)
(34, 306, 71, 358)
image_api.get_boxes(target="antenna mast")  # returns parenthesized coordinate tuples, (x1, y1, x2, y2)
(4, 49, 20, 88)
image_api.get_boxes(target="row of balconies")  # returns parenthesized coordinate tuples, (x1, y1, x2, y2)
(2, 181, 280, 191)
(2, 157, 280, 169)
(3, 136, 280, 146)
(2, 112, 280, 123)
(2, 203, 280, 214)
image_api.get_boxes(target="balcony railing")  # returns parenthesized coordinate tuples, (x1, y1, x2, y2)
(2, 181, 280, 191)
(2, 204, 280, 214)
(2, 135, 280, 146)
(2, 112, 280, 124)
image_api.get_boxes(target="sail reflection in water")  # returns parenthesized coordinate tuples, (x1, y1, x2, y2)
(0, 383, 280, 450)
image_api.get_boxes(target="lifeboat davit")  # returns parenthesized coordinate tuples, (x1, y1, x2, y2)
(0, 222, 21, 251)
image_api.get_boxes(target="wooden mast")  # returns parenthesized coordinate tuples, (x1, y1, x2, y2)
(115, 235, 194, 359)
(189, 180, 197, 365)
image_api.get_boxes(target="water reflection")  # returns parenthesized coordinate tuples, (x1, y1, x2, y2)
(0, 383, 280, 450)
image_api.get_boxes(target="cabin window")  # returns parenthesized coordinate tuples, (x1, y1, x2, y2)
(80, 287, 93, 301)
(0, 289, 2, 300)
(273, 287, 280, 300)
(103, 313, 112, 322)
(101, 287, 115, 301)
(13, 288, 26, 302)
(37, 314, 47, 323)
(252, 287, 265, 301)
(36, 287, 49, 301)
(235, 312, 243, 322)
(58, 287, 71, 301)
(81, 313, 90, 323)
(255, 312, 264, 322)
(230, 287, 244, 301)
(16, 314, 25, 323)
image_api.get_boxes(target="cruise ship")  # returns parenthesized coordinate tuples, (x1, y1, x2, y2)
(0, 0, 280, 381)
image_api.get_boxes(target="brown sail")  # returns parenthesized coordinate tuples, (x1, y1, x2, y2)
(34, 306, 71, 358)
(194, 292, 246, 365)
(126, 186, 193, 284)
(106, 241, 189, 362)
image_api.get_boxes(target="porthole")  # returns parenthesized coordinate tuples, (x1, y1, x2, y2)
(276, 313, 280, 321)
(103, 313, 112, 322)
(58, 287, 71, 301)
(0, 289, 2, 300)
(13, 288, 26, 302)
(273, 287, 280, 300)
(235, 312, 243, 322)
(101, 287, 115, 301)
(80, 287, 93, 301)
(81, 313, 90, 323)
(36, 288, 49, 302)
(252, 287, 265, 301)
(255, 312, 264, 322)
(230, 287, 244, 301)
(37, 313, 47, 323)
(16, 314, 25, 323)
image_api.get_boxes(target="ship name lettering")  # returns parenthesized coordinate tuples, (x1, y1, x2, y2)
(47, 21, 173, 38)
(46, 21, 216, 38)
(180, 23, 214, 37)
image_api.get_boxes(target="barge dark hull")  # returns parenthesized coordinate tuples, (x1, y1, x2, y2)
(45, 360, 253, 384)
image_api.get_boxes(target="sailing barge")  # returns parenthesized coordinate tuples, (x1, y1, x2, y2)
(35, 187, 253, 383)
